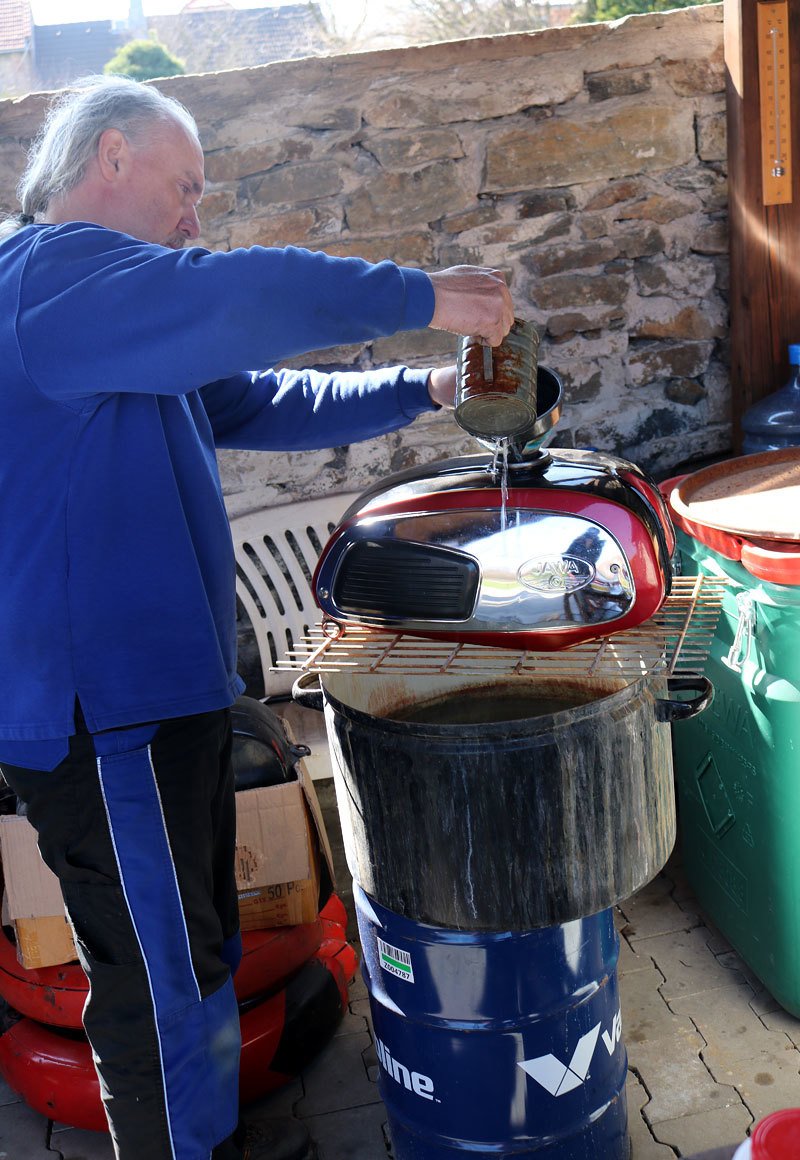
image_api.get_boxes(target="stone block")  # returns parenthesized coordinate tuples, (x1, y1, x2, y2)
(619, 930, 651, 977)
(346, 161, 474, 231)
(584, 179, 648, 211)
(691, 220, 728, 256)
(618, 884, 699, 943)
(361, 53, 584, 130)
(441, 204, 499, 233)
(666, 379, 706, 406)
(621, 963, 697, 1055)
(587, 69, 653, 102)
(310, 233, 435, 267)
(229, 206, 343, 248)
(633, 1030, 739, 1123)
(485, 106, 696, 193)
(615, 193, 698, 224)
(634, 254, 718, 299)
(197, 189, 237, 223)
(306, 1103, 390, 1160)
(519, 190, 575, 218)
(651, 1105, 751, 1158)
(627, 1071, 683, 1159)
(671, 985, 788, 1062)
(697, 111, 727, 163)
(364, 128, 464, 170)
(546, 308, 626, 339)
(642, 928, 749, 1004)
(632, 303, 726, 341)
(702, 1045, 800, 1122)
(204, 137, 313, 183)
(51, 1125, 118, 1158)
(664, 45, 726, 97)
(628, 341, 713, 387)
(529, 273, 629, 312)
(296, 1031, 382, 1117)
(248, 161, 344, 209)
(523, 239, 619, 278)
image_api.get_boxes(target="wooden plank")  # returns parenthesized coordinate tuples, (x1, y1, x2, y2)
(725, 0, 800, 448)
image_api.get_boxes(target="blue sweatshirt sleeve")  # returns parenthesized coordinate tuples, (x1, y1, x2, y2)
(201, 365, 436, 451)
(16, 224, 436, 402)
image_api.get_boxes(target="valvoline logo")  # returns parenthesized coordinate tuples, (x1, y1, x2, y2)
(518, 1010, 623, 1096)
(518, 554, 595, 595)
(375, 1037, 436, 1101)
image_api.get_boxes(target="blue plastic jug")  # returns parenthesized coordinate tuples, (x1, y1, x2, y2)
(742, 344, 800, 453)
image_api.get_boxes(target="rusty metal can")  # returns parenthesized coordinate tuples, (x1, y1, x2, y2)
(455, 318, 539, 440)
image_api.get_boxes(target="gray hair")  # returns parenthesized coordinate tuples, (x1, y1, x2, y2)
(0, 76, 199, 239)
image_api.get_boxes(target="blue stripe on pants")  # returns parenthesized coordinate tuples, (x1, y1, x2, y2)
(94, 733, 240, 1159)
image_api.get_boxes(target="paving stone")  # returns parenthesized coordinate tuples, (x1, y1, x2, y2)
(759, 1004, 800, 1044)
(333, 1004, 369, 1037)
(0, 1078, 17, 1109)
(295, 1031, 382, 1117)
(701, 1046, 800, 1123)
(0, 1100, 56, 1159)
(671, 985, 791, 1062)
(749, 988, 787, 1019)
(645, 928, 748, 1003)
(350, 997, 372, 1023)
(248, 1077, 305, 1119)
(619, 877, 697, 943)
(307, 1102, 390, 1160)
(632, 1030, 739, 1123)
(622, 962, 696, 1055)
(651, 1104, 751, 1157)
(700, 923, 733, 957)
(50, 1124, 116, 1159)
(348, 971, 369, 1004)
(626, 1071, 679, 1159)
(619, 932, 652, 978)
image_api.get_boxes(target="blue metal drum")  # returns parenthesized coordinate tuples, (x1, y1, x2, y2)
(356, 886, 628, 1159)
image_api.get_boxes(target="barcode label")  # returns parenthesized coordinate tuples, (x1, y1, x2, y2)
(377, 936, 414, 983)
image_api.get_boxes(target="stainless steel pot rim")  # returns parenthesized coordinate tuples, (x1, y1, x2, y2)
(315, 670, 663, 734)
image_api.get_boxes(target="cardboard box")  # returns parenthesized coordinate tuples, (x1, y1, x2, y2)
(234, 754, 335, 931)
(0, 815, 78, 969)
(0, 740, 336, 967)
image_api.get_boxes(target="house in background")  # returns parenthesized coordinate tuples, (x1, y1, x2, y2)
(149, 1, 324, 76)
(0, 1, 325, 98)
(32, 18, 126, 91)
(0, 0, 33, 96)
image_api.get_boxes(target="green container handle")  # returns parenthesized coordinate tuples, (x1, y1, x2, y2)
(654, 676, 714, 723)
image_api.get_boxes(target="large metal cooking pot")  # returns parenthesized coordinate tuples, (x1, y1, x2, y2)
(293, 669, 711, 930)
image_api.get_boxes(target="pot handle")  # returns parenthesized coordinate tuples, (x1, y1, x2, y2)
(654, 676, 714, 723)
(291, 672, 325, 713)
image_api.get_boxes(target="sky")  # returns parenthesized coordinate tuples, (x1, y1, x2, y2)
(29, 0, 389, 37)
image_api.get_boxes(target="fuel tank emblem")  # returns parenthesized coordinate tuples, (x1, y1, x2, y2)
(517, 555, 596, 594)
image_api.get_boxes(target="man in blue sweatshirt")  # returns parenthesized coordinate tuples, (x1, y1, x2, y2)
(0, 76, 512, 1160)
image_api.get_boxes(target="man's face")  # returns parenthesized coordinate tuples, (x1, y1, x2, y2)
(116, 118, 205, 249)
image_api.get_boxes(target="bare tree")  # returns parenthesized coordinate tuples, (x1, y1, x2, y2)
(396, 0, 555, 41)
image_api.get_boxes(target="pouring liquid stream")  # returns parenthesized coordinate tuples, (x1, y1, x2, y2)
(490, 438, 510, 533)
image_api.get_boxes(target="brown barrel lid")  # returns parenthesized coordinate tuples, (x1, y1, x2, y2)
(669, 448, 800, 542)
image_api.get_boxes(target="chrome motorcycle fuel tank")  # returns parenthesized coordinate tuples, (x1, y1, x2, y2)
(313, 448, 675, 651)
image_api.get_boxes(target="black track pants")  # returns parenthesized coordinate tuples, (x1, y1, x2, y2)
(1, 709, 244, 1160)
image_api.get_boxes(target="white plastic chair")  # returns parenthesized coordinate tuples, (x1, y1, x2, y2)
(231, 493, 360, 698)
(230, 494, 360, 780)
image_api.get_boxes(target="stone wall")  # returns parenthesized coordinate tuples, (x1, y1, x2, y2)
(0, 3, 729, 514)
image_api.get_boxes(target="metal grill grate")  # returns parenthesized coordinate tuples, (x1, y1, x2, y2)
(274, 574, 729, 681)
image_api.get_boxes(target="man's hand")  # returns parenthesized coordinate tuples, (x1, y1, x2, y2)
(427, 365, 457, 408)
(428, 266, 514, 347)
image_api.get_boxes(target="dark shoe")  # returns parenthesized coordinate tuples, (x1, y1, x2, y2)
(240, 1117, 315, 1160)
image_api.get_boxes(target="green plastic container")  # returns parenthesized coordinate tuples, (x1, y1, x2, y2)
(672, 528, 800, 1015)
